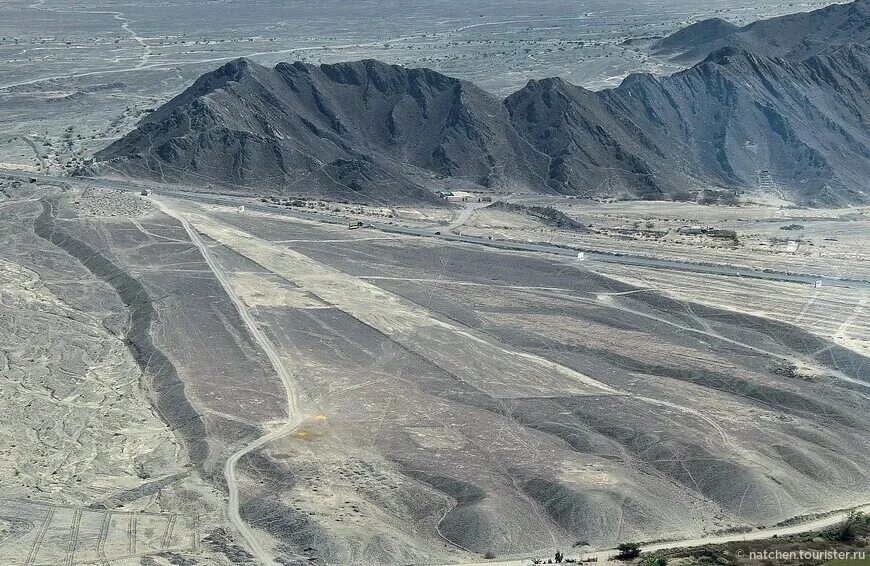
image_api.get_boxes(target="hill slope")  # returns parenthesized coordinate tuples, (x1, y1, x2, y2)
(653, 0, 870, 63)
(94, 58, 547, 204)
(507, 45, 870, 204)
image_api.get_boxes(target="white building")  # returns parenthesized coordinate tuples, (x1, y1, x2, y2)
(443, 191, 478, 203)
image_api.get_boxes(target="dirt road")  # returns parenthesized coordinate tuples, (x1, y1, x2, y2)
(440, 504, 870, 565)
(446, 201, 488, 233)
(635, 504, 870, 556)
(155, 198, 305, 566)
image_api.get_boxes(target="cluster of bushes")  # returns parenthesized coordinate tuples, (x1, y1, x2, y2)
(536, 513, 870, 566)
(617, 543, 641, 559)
(825, 512, 870, 543)
(707, 229, 739, 243)
(698, 189, 740, 206)
(531, 549, 575, 563)
(522, 542, 668, 564)
(671, 189, 740, 206)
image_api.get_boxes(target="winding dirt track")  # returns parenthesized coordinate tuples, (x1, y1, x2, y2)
(441, 504, 870, 565)
(155, 198, 304, 566)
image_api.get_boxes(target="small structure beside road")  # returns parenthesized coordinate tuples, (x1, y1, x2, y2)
(440, 190, 480, 203)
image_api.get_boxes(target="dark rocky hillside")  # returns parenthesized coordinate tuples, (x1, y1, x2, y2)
(92, 1, 870, 206)
(93, 58, 546, 204)
(507, 44, 870, 205)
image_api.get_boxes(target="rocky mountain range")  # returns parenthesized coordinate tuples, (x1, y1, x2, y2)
(507, 44, 870, 204)
(653, 0, 870, 62)
(92, 1, 870, 205)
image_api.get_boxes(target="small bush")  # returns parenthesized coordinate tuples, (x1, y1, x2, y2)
(616, 542, 641, 560)
(831, 512, 868, 542)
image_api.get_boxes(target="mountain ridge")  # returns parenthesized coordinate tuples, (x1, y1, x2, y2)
(96, 58, 549, 204)
(92, 5, 870, 206)
(653, 0, 870, 62)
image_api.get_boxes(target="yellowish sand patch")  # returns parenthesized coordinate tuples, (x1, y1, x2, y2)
(558, 464, 620, 487)
(231, 272, 329, 309)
